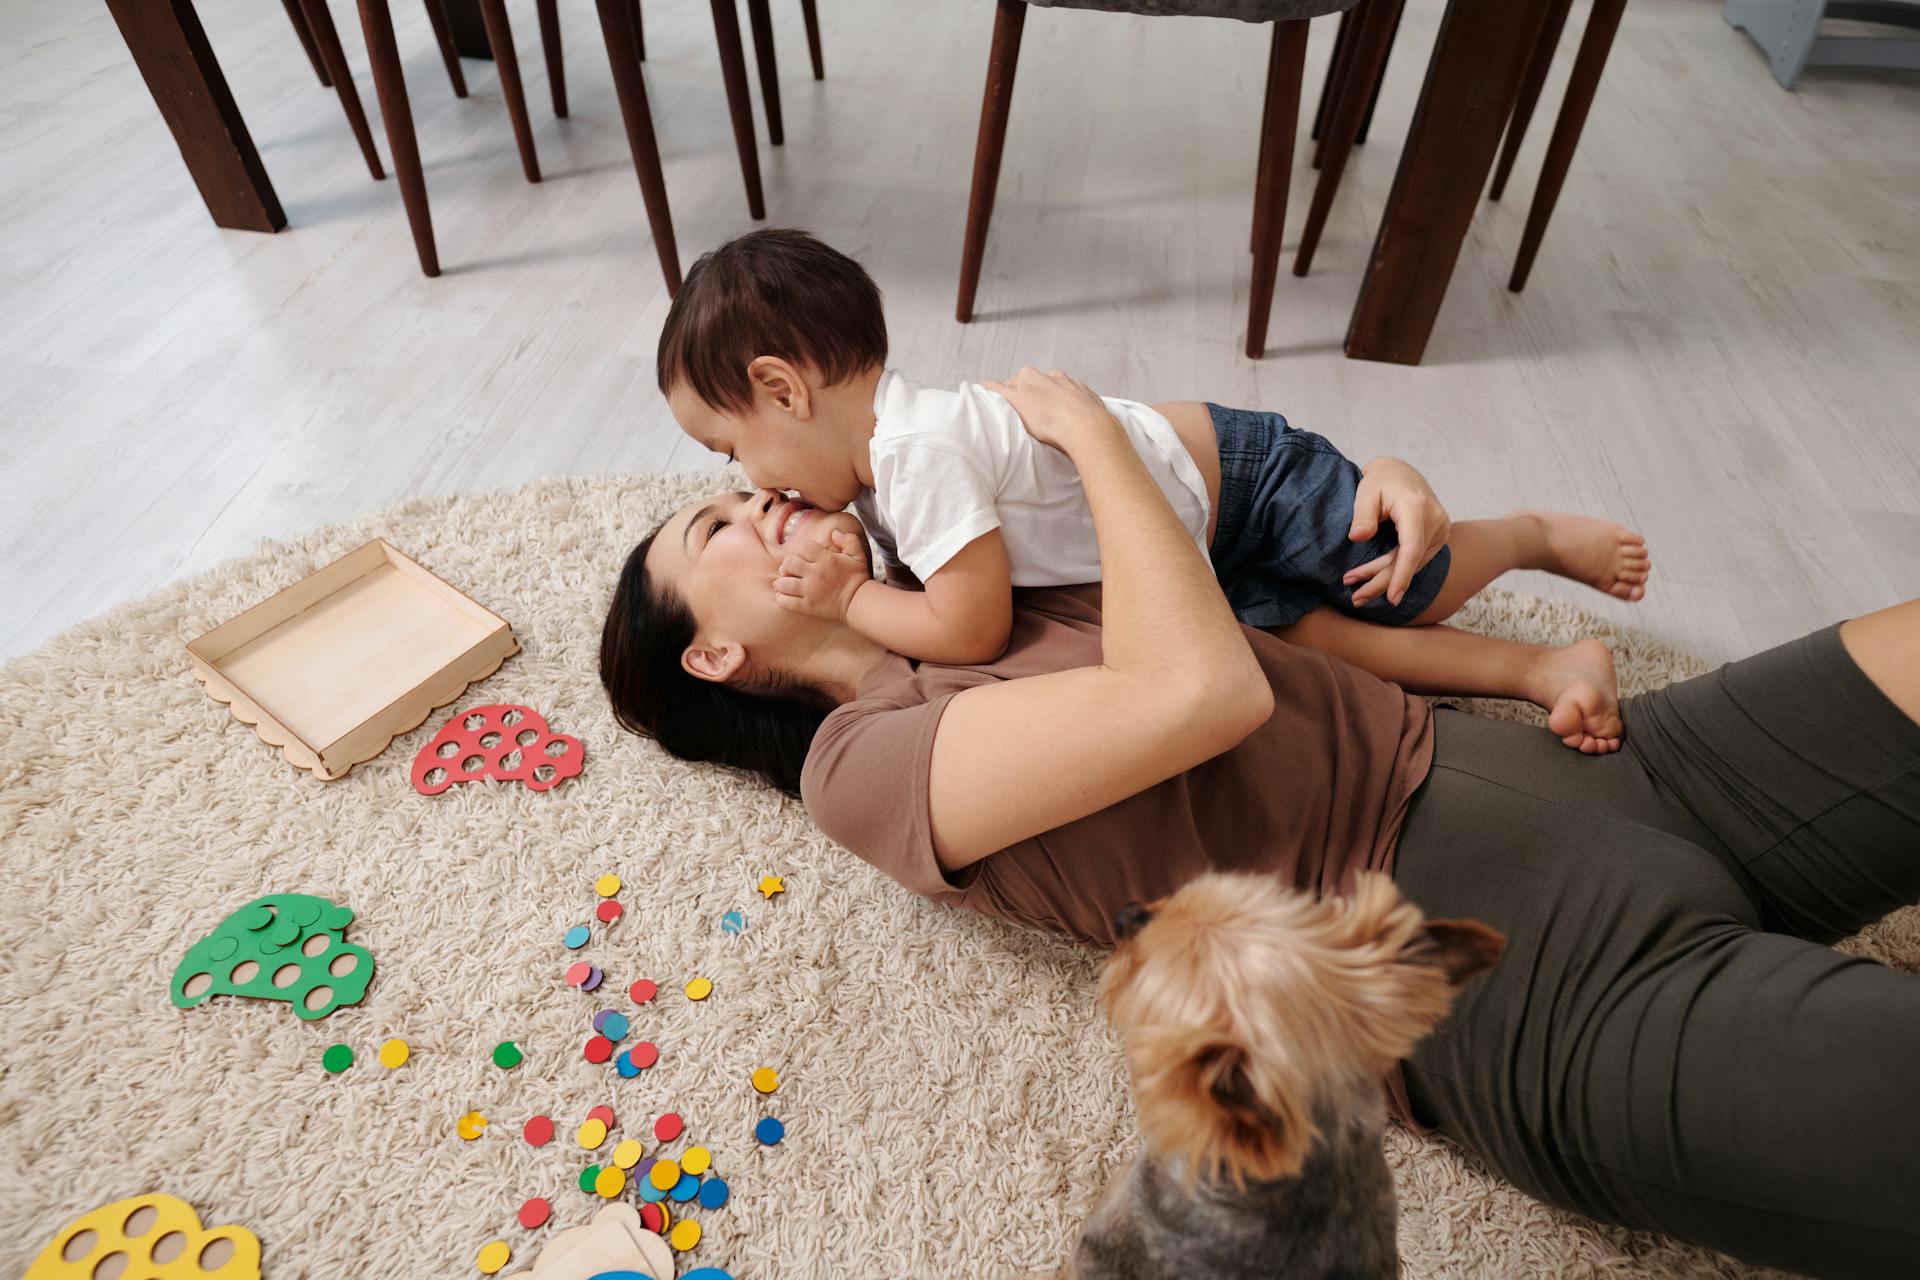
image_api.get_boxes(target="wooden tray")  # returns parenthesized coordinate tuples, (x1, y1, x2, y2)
(188, 539, 518, 781)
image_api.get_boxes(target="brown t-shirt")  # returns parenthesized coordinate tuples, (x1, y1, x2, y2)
(800, 584, 1435, 949)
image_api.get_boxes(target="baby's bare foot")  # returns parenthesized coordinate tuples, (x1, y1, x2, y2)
(1531, 638, 1624, 754)
(1507, 509, 1652, 602)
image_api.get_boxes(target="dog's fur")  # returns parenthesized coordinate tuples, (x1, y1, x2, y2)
(1066, 873, 1505, 1280)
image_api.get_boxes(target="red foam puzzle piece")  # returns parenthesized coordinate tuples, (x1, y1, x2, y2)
(411, 704, 584, 795)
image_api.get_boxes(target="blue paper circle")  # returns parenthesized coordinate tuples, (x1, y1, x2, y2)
(564, 925, 590, 949)
(755, 1116, 785, 1146)
(697, 1177, 730, 1209)
(669, 1172, 700, 1202)
(615, 1052, 641, 1078)
(601, 1012, 629, 1041)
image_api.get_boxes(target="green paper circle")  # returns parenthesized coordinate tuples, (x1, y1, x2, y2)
(578, 1165, 600, 1193)
(492, 1041, 523, 1069)
(322, 1043, 354, 1074)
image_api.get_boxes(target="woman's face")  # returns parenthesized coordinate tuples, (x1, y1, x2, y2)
(645, 488, 871, 683)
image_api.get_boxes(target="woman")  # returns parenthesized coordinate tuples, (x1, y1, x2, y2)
(602, 369, 1920, 1279)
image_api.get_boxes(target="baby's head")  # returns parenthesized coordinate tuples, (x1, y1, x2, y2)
(658, 229, 887, 510)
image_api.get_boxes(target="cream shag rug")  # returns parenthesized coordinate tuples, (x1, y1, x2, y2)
(3, 474, 1914, 1280)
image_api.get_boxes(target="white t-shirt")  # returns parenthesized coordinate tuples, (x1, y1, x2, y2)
(852, 370, 1212, 587)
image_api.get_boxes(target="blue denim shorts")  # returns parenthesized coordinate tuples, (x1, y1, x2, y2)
(1207, 402, 1451, 628)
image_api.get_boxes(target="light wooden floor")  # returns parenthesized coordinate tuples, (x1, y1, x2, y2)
(3, 0, 1916, 664)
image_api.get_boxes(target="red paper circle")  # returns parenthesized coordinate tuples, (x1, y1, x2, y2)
(595, 900, 623, 923)
(588, 1104, 616, 1128)
(518, 1197, 551, 1229)
(629, 1042, 659, 1069)
(523, 1115, 554, 1147)
(584, 1036, 613, 1064)
(653, 1112, 683, 1142)
(629, 979, 656, 1004)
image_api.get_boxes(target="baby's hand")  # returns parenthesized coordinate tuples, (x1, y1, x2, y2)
(773, 531, 871, 621)
(982, 367, 1117, 451)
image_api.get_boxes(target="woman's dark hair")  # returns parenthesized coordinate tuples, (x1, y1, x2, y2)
(656, 228, 887, 415)
(600, 526, 831, 798)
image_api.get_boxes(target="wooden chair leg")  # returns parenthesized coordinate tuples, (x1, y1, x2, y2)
(1354, 0, 1399, 144)
(630, 0, 645, 60)
(356, 0, 438, 275)
(1489, 0, 1572, 200)
(478, 0, 541, 182)
(298, 0, 385, 179)
(1248, 20, 1308, 358)
(1251, 37, 1277, 253)
(1310, 5, 1352, 144)
(956, 0, 1026, 323)
(594, 0, 680, 291)
(1294, 0, 1403, 276)
(800, 0, 824, 79)
(536, 0, 567, 116)
(710, 0, 765, 218)
(422, 0, 470, 97)
(282, 0, 331, 85)
(746, 0, 784, 147)
(1511, 0, 1625, 292)
(1313, 1, 1362, 168)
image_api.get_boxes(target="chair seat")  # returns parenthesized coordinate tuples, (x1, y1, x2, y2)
(1020, 0, 1357, 21)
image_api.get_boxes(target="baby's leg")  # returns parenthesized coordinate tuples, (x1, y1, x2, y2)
(1279, 608, 1624, 752)
(1400, 512, 1651, 625)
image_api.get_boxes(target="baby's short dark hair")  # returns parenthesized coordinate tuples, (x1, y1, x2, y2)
(656, 228, 888, 414)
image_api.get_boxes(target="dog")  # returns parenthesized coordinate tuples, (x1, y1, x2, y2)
(1065, 872, 1505, 1280)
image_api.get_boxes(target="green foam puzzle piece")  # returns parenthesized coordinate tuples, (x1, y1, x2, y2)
(171, 894, 372, 1021)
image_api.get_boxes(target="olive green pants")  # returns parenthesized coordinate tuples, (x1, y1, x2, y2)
(1392, 624, 1920, 1279)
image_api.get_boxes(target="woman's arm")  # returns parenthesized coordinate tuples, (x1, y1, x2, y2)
(923, 370, 1275, 872)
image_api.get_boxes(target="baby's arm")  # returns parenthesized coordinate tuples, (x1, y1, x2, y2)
(776, 530, 1016, 665)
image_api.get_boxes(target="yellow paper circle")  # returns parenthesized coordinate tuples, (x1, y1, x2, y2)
(681, 1145, 712, 1176)
(669, 1219, 702, 1252)
(594, 1166, 627, 1198)
(751, 1066, 779, 1094)
(577, 1118, 608, 1149)
(648, 1158, 681, 1191)
(457, 1111, 488, 1140)
(379, 1038, 410, 1069)
(595, 874, 621, 898)
(612, 1139, 644, 1169)
(684, 977, 713, 1001)
(475, 1240, 511, 1274)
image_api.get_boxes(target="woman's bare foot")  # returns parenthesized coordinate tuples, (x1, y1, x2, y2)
(1527, 638, 1624, 754)
(1506, 510, 1652, 602)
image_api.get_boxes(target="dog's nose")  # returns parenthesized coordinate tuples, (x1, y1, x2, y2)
(1113, 902, 1153, 939)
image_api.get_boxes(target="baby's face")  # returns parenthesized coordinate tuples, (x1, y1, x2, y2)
(667, 382, 862, 512)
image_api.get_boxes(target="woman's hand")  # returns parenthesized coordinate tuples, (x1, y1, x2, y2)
(982, 367, 1118, 451)
(1343, 457, 1453, 608)
(773, 530, 872, 621)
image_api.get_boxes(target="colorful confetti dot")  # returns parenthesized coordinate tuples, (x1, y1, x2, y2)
(639, 1203, 667, 1234)
(697, 1177, 730, 1210)
(654, 1112, 684, 1142)
(615, 1053, 641, 1079)
(476, 1241, 511, 1274)
(629, 979, 657, 1004)
(578, 1165, 601, 1193)
(649, 1158, 681, 1191)
(588, 1104, 616, 1127)
(578, 1118, 608, 1149)
(668, 1219, 702, 1252)
(756, 1116, 785, 1146)
(612, 1138, 644, 1169)
(684, 977, 713, 1001)
(580, 966, 604, 992)
(595, 874, 621, 898)
(596, 899, 623, 924)
(517, 1198, 550, 1230)
(492, 1041, 523, 1070)
(322, 1044, 353, 1074)
(682, 1146, 712, 1176)
(563, 925, 591, 949)
(600, 1012, 629, 1041)
(378, 1038, 410, 1069)
(594, 1166, 627, 1198)
(751, 1066, 779, 1094)
(565, 961, 593, 987)
(721, 911, 745, 935)
(629, 1042, 660, 1069)
(584, 1036, 613, 1064)
(457, 1111, 488, 1140)
(670, 1173, 700, 1203)
(524, 1115, 554, 1147)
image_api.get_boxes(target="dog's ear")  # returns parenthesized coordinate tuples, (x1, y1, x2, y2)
(1407, 918, 1506, 986)
(1198, 1042, 1258, 1115)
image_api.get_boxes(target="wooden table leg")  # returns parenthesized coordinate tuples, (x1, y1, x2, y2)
(423, 0, 472, 96)
(1489, 0, 1573, 200)
(711, 0, 767, 219)
(594, 0, 681, 292)
(537, 0, 567, 117)
(1510, 0, 1626, 292)
(800, 0, 824, 79)
(282, 0, 331, 85)
(955, 0, 1026, 323)
(105, 0, 285, 232)
(441, 0, 494, 59)
(1343, 0, 1545, 364)
(477, 0, 542, 182)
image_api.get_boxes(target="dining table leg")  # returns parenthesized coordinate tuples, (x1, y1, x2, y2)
(104, 0, 285, 233)
(1343, 0, 1547, 365)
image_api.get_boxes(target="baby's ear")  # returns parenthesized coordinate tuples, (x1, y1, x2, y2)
(1407, 919, 1506, 986)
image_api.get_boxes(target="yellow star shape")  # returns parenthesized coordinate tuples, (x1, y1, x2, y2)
(757, 874, 786, 900)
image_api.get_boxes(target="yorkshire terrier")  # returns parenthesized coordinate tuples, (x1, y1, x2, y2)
(1066, 872, 1505, 1280)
